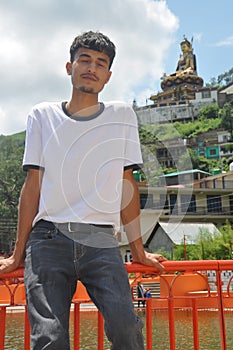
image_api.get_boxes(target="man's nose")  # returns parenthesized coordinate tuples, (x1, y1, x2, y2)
(87, 62, 96, 73)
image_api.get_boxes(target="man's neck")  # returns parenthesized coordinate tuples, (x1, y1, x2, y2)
(66, 92, 99, 117)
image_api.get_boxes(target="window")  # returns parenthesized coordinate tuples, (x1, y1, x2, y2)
(209, 149, 217, 155)
(124, 250, 132, 262)
(169, 194, 178, 214)
(202, 90, 211, 98)
(207, 195, 222, 213)
(160, 194, 168, 210)
(181, 194, 196, 213)
(229, 195, 233, 215)
(140, 193, 153, 209)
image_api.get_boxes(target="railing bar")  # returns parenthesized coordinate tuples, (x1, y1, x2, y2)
(97, 311, 104, 350)
(192, 298, 200, 350)
(24, 307, 31, 350)
(216, 270, 227, 350)
(0, 306, 6, 350)
(168, 298, 176, 350)
(146, 298, 153, 350)
(2, 262, 233, 349)
(73, 303, 80, 350)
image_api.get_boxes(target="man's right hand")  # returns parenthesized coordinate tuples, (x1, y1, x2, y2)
(0, 255, 22, 275)
(0, 169, 42, 277)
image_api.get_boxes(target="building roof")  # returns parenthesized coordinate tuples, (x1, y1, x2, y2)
(160, 169, 211, 178)
(219, 82, 233, 94)
(159, 222, 220, 245)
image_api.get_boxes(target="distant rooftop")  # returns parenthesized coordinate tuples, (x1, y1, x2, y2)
(160, 169, 211, 178)
(159, 222, 220, 245)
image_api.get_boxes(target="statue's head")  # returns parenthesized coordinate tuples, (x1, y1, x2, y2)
(180, 36, 192, 54)
(180, 37, 191, 48)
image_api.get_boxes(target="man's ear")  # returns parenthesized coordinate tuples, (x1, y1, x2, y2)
(66, 62, 72, 76)
(105, 70, 112, 84)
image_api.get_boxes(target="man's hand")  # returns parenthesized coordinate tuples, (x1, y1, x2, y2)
(0, 169, 42, 277)
(120, 169, 167, 274)
(133, 251, 167, 274)
(0, 256, 22, 275)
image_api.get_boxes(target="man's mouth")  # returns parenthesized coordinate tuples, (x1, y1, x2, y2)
(81, 74, 98, 81)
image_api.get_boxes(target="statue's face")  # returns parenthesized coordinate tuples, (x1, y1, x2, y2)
(181, 42, 190, 54)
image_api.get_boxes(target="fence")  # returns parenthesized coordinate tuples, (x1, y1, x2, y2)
(1, 260, 233, 349)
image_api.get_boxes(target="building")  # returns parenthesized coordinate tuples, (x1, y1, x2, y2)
(218, 82, 233, 107)
(145, 221, 220, 259)
(158, 169, 211, 187)
(136, 88, 218, 125)
(119, 171, 233, 261)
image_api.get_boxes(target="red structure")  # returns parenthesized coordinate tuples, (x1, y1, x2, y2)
(1, 260, 233, 350)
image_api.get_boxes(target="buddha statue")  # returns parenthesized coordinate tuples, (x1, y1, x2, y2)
(175, 36, 197, 76)
(160, 36, 203, 93)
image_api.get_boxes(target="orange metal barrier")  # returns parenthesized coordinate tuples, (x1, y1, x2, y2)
(1, 261, 233, 349)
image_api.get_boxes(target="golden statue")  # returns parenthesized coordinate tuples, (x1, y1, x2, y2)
(160, 35, 203, 94)
(175, 36, 196, 76)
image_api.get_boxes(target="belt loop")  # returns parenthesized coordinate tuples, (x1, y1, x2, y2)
(68, 222, 74, 232)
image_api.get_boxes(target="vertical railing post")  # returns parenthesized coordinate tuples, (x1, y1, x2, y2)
(0, 306, 6, 350)
(24, 306, 31, 350)
(73, 303, 80, 350)
(146, 297, 153, 350)
(97, 311, 104, 350)
(216, 269, 227, 350)
(191, 298, 200, 350)
(168, 298, 176, 350)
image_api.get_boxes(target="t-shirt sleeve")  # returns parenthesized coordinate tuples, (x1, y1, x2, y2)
(123, 106, 143, 171)
(22, 109, 45, 171)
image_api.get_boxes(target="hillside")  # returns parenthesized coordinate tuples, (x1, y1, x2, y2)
(139, 117, 222, 143)
(0, 130, 25, 146)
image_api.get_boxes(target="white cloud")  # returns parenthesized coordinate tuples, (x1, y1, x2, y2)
(193, 33, 203, 43)
(0, 0, 178, 135)
(214, 35, 233, 47)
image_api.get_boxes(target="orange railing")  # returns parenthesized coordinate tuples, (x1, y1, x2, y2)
(1, 260, 233, 349)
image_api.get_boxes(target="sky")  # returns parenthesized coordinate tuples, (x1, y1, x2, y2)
(0, 0, 233, 136)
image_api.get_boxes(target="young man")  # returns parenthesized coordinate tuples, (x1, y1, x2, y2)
(0, 31, 166, 349)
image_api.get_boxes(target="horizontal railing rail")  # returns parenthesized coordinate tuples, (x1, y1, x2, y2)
(1, 260, 233, 349)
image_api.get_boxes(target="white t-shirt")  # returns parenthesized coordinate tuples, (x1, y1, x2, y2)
(23, 101, 143, 230)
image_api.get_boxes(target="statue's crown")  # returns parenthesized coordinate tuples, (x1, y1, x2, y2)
(180, 36, 192, 48)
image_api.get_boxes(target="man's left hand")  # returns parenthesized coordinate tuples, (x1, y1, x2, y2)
(133, 251, 167, 274)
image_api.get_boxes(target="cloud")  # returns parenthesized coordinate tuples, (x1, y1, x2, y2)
(214, 35, 233, 47)
(193, 32, 203, 43)
(0, 0, 178, 135)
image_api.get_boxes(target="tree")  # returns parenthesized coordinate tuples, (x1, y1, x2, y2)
(173, 223, 233, 261)
(218, 220, 233, 259)
(198, 105, 219, 120)
(217, 67, 233, 86)
(220, 102, 233, 140)
(0, 135, 25, 252)
(206, 67, 233, 87)
(173, 243, 201, 261)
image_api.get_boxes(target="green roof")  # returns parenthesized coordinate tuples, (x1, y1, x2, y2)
(160, 169, 211, 178)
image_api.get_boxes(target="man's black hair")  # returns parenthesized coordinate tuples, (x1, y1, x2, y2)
(70, 31, 116, 69)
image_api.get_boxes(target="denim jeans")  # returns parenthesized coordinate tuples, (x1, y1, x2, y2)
(24, 221, 144, 350)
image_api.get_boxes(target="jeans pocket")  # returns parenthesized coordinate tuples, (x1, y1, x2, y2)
(26, 227, 57, 250)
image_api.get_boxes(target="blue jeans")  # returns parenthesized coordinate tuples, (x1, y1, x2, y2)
(24, 221, 144, 349)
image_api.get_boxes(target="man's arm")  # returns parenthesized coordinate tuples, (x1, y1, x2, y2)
(121, 169, 166, 273)
(0, 169, 42, 274)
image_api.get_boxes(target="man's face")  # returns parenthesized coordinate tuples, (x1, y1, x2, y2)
(66, 48, 112, 94)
